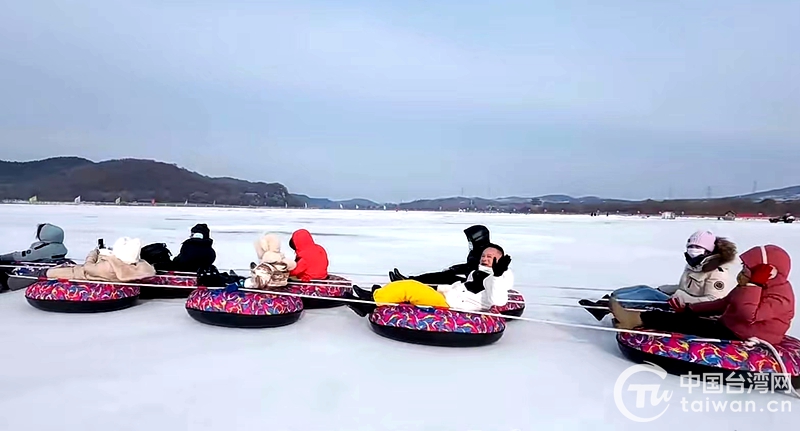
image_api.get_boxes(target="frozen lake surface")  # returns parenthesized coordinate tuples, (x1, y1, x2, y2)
(1, 204, 797, 430)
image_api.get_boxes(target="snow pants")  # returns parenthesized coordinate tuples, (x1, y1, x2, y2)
(373, 280, 450, 308)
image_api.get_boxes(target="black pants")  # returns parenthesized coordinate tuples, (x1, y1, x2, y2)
(410, 262, 473, 286)
(410, 270, 462, 286)
(640, 310, 740, 340)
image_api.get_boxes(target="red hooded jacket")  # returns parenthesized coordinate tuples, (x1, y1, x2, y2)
(288, 229, 329, 282)
(689, 245, 795, 345)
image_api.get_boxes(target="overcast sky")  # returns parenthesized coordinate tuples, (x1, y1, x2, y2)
(1, 0, 798, 202)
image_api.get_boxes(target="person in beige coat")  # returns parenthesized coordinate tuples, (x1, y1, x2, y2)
(579, 230, 738, 320)
(246, 233, 297, 289)
(46, 237, 156, 283)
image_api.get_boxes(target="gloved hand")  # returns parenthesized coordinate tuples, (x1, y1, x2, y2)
(668, 296, 685, 312)
(492, 255, 512, 276)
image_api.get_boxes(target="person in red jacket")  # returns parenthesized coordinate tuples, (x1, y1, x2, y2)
(610, 244, 795, 345)
(288, 229, 329, 282)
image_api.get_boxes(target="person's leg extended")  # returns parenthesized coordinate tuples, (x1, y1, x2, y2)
(611, 285, 670, 310)
(610, 299, 737, 340)
(374, 280, 450, 308)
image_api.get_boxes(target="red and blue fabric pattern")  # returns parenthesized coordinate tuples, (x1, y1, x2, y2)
(185, 287, 303, 316)
(25, 280, 140, 301)
(369, 304, 506, 334)
(618, 331, 800, 375)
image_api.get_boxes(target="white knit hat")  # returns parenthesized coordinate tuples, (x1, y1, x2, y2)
(111, 237, 142, 265)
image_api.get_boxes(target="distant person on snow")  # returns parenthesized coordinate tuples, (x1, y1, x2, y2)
(389, 225, 491, 286)
(611, 244, 795, 345)
(246, 233, 297, 289)
(0, 223, 69, 263)
(288, 229, 329, 282)
(345, 244, 513, 317)
(579, 230, 738, 321)
(171, 224, 217, 273)
(46, 237, 156, 283)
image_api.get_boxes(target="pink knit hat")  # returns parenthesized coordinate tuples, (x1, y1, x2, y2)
(686, 230, 716, 252)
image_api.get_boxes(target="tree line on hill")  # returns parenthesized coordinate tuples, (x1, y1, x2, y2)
(1, 157, 797, 217)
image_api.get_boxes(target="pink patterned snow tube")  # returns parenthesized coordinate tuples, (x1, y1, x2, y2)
(185, 287, 304, 328)
(25, 279, 140, 313)
(368, 304, 506, 347)
(286, 274, 351, 309)
(618, 330, 800, 389)
(491, 289, 525, 318)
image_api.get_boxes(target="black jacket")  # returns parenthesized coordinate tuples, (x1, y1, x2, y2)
(171, 238, 216, 273)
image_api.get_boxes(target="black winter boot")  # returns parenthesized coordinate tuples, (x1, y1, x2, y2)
(345, 284, 380, 317)
(390, 269, 408, 282)
(579, 296, 611, 321)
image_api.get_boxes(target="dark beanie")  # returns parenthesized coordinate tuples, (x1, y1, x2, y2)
(191, 223, 210, 239)
(485, 243, 504, 255)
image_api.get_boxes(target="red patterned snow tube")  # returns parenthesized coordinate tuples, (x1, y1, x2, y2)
(25, 279, 140, 313)
(185, 287, 304, 328)
(368, 304, 506, 347)
(491, 289, 525, 318)
(286, 274, 351, 309)
(618, 330, 800, 390)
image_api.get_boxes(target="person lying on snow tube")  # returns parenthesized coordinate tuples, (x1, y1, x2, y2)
(0, 223, 69, 263)
(244, 233, 296, 289)
(288, 229, 328, 282)
(389, 225, 491, 286)
(580, 230, 738, 321)
(170, 224, 217, 273)
(346, 244, 513, 317)
(1, 223, 70, 291)
(45, 237, 156, 283)
(610, 244, 795, 346)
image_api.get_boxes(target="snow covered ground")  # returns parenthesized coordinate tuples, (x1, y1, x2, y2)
(0, 204, 797, 430)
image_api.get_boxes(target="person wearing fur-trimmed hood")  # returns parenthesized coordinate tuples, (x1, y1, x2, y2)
(46, 237, 156, 283)
(611, 244, 795, 345)
(579, 230, 738, 320)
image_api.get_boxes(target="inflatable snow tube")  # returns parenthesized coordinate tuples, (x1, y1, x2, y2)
(137, 274, 198, 299)
(618, 331, 800, 390)
(185, 288, 303, 328)
(287, 274, 351, 309)
(491, 289, 525, 318)
(368, 304, 506, 347)
(25, 279, 140, 313)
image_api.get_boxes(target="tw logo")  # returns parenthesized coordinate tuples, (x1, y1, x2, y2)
(614, 362, 674, 422)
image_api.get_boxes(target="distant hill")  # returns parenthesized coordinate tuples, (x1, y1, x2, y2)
(392, 188, 800, 216)
(3, 156, 800, 216)
(0, 157, 295, 207)
(734, 186, 800, 202)
(289, 194, 381, 209)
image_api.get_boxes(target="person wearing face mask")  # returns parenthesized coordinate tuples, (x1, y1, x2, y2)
(610, 244, 794, 346)
(388, 225, 491, 286)
(579, 230, 738, 321)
